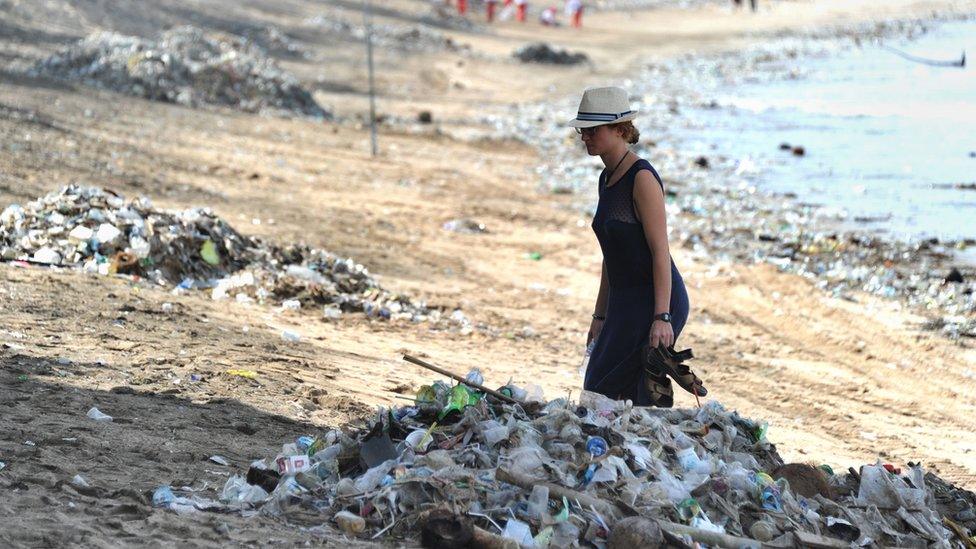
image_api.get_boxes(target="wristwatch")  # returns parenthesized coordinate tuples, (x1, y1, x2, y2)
(654, 312, 672, 323)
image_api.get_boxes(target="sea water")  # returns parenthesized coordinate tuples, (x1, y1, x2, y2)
(676, 21, 976, 243)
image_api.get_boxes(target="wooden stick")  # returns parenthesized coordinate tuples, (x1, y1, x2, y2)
(471, 525, 519, 549)
(943, 517, 976, 549)
(402, 355, 519, 404)
(658, 520, 762, 549)
(792, 530, 856, 549)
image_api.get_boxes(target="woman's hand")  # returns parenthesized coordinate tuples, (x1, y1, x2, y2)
(649, 320, 674, 349)
(587, 317, 605, 346)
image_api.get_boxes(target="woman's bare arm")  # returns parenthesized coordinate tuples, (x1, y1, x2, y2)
(633, 170, 671, 318)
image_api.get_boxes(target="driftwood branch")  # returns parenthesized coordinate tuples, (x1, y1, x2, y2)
(402, 354, 519, 404)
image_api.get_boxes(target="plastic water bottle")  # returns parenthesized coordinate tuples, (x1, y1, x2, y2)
(586, 436, 608, 458)
(579, 341, 595, 379)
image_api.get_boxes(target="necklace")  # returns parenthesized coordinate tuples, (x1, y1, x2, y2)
(603, 150, 630, 188)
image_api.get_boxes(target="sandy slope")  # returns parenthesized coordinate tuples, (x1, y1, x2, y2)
(1, 0, 975, 545)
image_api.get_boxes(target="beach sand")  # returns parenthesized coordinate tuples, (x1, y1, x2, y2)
(1, 0, 975, 545)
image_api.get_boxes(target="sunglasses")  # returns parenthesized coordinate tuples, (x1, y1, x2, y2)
(575, 127, 600, 136)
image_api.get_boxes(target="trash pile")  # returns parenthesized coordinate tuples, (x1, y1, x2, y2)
(154, 368, 976, 547)
(419, 2, 482, 31)
(305, 12, 467, 54)
(514, 43, 590, 65)
(31, 26, 327, 117)
(0, 186, 434, 322)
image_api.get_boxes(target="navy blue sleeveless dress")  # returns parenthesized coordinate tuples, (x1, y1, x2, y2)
(584, 158, 690, 405)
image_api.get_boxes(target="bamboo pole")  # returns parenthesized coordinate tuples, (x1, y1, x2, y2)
(402, 354, 520, 404)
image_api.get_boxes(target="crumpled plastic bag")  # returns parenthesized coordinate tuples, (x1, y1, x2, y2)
(502, 445, 549, 482)
(857, 462, 926, 510)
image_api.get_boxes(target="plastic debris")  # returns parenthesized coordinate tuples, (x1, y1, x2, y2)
(86, 407, 113, 422)
(1, 186, 439, 323)
(226, 369, 258, 380)
(275, 455, 311, 476)
(501, 518, 535, 546)
(32, 27, 328, 117)
(151, 376, 976, 546)
(442, 218, 487, 234)
(200, 240, 220, 266)
(152, 486, 176, 508)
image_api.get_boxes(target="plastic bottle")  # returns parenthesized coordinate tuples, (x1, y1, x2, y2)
(528, 485, 550, 519)
(586, 436, 608, 458)
(579, 341, 595, 378)
(580, 436, 608, 486)
(750, 520, 777, 541)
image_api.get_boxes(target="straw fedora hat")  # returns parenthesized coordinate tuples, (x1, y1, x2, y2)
(567, 86, 638, 128)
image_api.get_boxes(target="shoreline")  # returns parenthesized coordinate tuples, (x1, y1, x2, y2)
(510, 11, 976, 339)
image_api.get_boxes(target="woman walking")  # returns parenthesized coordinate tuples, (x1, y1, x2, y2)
(569, 87, 702, 407)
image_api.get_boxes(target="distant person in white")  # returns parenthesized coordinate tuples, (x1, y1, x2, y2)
(565, 0, 583, 27)
(540, 5, 558, 26)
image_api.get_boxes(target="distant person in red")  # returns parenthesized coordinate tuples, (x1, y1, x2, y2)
(515, 0, 528, 22)
(457, 0, 468, 16)
(540, 5, 558, 26)
(566, 0, 583, 28)
(486, 0, 499, 22)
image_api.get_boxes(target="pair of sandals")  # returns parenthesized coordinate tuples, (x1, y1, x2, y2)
(641, 344, 707, 407)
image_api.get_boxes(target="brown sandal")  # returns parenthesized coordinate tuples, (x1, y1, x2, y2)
(642, 344, 707, 397)
(644, 371, 674, 408)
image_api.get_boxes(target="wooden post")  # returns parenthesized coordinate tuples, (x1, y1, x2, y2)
(363, 0, 378, 157)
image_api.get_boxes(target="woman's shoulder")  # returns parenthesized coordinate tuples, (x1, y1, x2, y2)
(630, 157, 655, 172)
(631, 158, 663, 186)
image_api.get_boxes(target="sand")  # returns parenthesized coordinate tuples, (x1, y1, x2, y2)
(1, 0, 975, 545)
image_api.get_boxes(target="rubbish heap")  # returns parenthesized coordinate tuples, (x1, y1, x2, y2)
(0, 186, 434, 321)
(304, 10, 468, 54)
(513, 43, 590, 65)
(155, 369, 976, 547)
(31, 26, 328, 117)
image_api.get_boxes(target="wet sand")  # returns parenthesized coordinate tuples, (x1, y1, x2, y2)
(1, 0, 975, 545)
